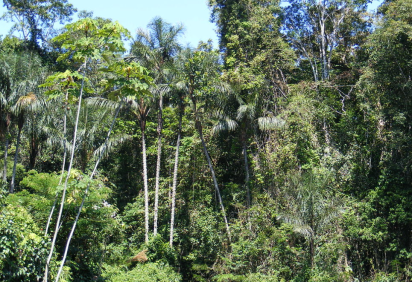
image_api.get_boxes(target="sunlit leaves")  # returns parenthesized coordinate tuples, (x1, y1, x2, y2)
(39, 70, 86, 101)
(53, 18, 131, 62)
(101, 61, 153, 100)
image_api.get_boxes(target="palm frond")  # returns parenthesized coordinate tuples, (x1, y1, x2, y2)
(85, 97, 121, 111)
(278, 213, 314, 238)
(258, 116, 286, 130)
(93, 133, 132, 159)
(237, 104, 255, 121)
(213, 118, 238, 135)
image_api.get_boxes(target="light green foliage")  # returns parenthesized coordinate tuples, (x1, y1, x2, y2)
(40, 70, 86, 101)
(101, 262, 181, 282)
(53, 18, 130, 63)
(6, 170, 124, 279)
(100, 60, 153, 100)
(0, 204, 62, 281)
(3, 2, 412, 281)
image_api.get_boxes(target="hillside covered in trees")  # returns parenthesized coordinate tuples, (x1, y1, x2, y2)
(1, 0, 412, 281)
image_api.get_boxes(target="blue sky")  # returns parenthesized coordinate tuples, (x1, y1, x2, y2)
(0, 0, 219, 48)
(0, 0, 384, 49)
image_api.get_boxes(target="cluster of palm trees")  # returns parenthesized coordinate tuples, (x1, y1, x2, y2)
(1, 15, 290, 281)
(0, 50, 48, 192)
(129, 17, 234, 245)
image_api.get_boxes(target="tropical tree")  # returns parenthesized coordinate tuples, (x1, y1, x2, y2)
(9, 92, 40, 193)
(346, 0, 412, 275)
(209, 0, 294, 209)
(0, 50, 47, 189)
(40, 70, 85, 236)
(278, 171, 344, 270)
(43, 18, 130, 282)
(1, 0, 76, 49)
(130, 17, 184, 236)
(130, 95, 152, 244)
(283, 0, 370, 81)
(168, 86, 185, 247)
(54, 59, 151, 281)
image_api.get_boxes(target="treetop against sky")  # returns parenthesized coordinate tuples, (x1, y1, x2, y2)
(0, 0, 218, 48)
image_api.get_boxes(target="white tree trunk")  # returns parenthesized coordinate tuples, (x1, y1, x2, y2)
(54, 102, 122, 282)
(169, 112, 182, 247)
(43, 62, 87, 282)
(154, 94, 163, 236)
(142, 130, 149, 243)
(45, 102, 67, 236)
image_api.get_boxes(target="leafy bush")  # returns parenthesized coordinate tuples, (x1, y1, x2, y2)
(101, 262, 182, 281)
(0, 204, 65, 281)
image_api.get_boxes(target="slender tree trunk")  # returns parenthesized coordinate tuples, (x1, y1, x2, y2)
(310, 194, 315, 269)
(54, 102, 122, 282)
(310, 236, 315, 269)
(10, 127, 22, 193)
(154, 93, 163, 236)
(43, 62, 87, 282)
(319, 5, 328, 80)
(169, 109, 182, 247)
(2, 137, 9, 184)
(196, 120, 231, 242)
(142, 129, 149, 243)
(242, 138, 250, 209)
(45, 102, 67, 236)
(29, 122, 38, 169)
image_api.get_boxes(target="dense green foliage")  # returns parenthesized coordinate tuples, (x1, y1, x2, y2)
(1, 0, 412, 281)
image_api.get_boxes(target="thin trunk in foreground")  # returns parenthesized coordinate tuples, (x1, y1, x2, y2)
(54, 102, 122, 282)
(43, 64, 87, 282)
(45, 102, 68, 236)
(169, 109, 182, 247)
(154, 93, 163, 236)
(142, 129, 149, 243)
(9, 126, 22, 193)
(2, 137, 9, 184)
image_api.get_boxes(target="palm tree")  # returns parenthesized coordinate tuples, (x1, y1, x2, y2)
(169, 87, 185, 247)
(130, 17, 184, 236)
(43, 18, 130, 282)
(53, 60, 152, 282)
(214, 93, 285, 210)
(130, 96, 151, 243)
(278, 172, 344, 268)
(0, 50, 46, 188)
(10, 92, 41, 193)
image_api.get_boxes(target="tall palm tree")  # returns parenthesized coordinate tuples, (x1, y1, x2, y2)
(130, 96, 151, 243)
(214, 92, 285, 210)
(130, 17, 184, 236)
(10, 92, 41, 193)
(169, 87, 185, 247)
(0, 50, 46, 188)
